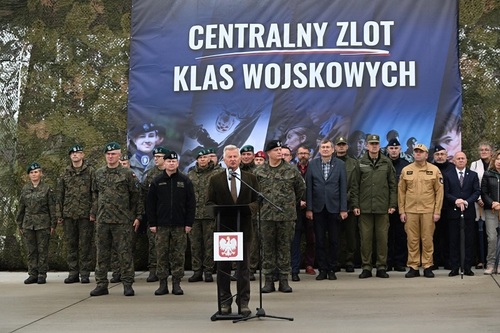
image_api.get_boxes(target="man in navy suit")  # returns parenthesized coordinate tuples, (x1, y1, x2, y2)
(443, 152, 480, 276)
(306, 139, 348, 280)
(206, 145, 259, 317)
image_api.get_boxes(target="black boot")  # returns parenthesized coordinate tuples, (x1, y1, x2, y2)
(278, 274, 292, 293)
(64, 275, 80, 284)
(90, 285, 109, 296)
(188, 270, 203, 282)
(154, 278, 169, 295)
(261, 276, 275, 293)
(110, 274, 121, 283)
(80, 275, 90, 284)
(123, 284, 135, 296)
(172, 277, 184, 295)
(146, 269, 159, 282)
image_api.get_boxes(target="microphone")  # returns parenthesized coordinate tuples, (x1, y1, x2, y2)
(228, 167, 233, 180)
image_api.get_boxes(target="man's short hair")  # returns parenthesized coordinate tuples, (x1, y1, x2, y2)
(223, 145, 240, 158)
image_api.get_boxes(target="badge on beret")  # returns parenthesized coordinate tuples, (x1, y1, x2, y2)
(164, 151, 178, 160)
(68, 144, 83, 155)
(152, 146, 169, 155)
(27, 162, 41, 174)
(104, 142, 121, 153)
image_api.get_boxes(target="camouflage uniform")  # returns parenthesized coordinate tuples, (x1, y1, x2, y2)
(91, 164, 141, 287)
(146, 169, 195, 280)
(56, 161, 95, 279)
(188, 161, 221, 275)
(254, 160, 305, 277)
(17, 180, 56, 279)
(240, 161, 260, 274)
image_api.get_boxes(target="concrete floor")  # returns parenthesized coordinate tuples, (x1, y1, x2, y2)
(1, 269, 499, 333)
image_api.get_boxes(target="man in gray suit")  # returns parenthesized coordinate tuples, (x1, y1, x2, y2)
(306, 139, 348, 280)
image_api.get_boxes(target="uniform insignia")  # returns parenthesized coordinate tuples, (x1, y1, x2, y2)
(439, 178, 443, 184)
(426, 171, 433, 175)
(177, 182, 185, 188)
(407, 171, 413, 175)
(159, 182, 167, 186)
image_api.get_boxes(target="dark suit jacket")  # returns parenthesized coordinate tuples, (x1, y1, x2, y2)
(443, 168, 480, 220)
(306, 157, 348, 214)
(206, 169, 259, 239)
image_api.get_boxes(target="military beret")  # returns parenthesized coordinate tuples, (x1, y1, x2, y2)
(240, 145, 254, 153)
(129, 123, 159, 138)
(264, 140, 282, 152)
(164, 151, 178, 160)
(366, 134, 380, 143)
(387, 138, 401, 147)
(27, 162, 41, 174)
(255, 151, 266, 159)
(196, 149, 208, 159)
(432, 145, 446, 153)
(206, 148, 216, 154)
(335, 137, 347, 145)
(414, 143, 428, 153)
(119, 152, 131, 161)
(152, 146, 169, 155)
(68, 144, 83, 155)
(104, 142, 121, 153)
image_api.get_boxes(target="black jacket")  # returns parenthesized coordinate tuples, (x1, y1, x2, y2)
(147, 170, 195, 228)
(481, 170, 500, 209)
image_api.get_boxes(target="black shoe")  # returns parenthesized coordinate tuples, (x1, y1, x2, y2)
(423, 268, 435, 278)
(24, 276, 37, 284)
(154, 279, 169, 295)
(464, 269, 475, 276)
(64, 275, 80, 284)
(430, 265, 439, 270)
(188, 271, 203, 282)
(292, 273, 300, 281)
(405, 268, 420, 278)
(90, 286, 109, 296)
(80, 275, 90, 284)
(394, 266, 407, 272)
(240, 305, 251, 317)
(172, 278, 184, 295)
(124, 284, 135, 296)
(448, 269, 459, 277)
(376, 269, 389, 278)
(110, 275, 121, 283)
(37, 276, 46, 284)
(386, 266, 393, 272)
(146, 271, 159, 283)
(328, 271, 337, 280)
(316, 271, 328, 280)
(204, 272, 214, 282)
(249, 272, 256, 281)
(359, 269, 372, 279)
(345, 265, 355, 273)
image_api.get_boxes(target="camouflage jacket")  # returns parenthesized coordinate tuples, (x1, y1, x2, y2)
(240, 161, 256, 173)
(17, 180, 56, 230)
(91, 164, 141, 224)
(188, 161, 222, 219)
(56, 161, 94, 220)
(254, 160, 305, 221)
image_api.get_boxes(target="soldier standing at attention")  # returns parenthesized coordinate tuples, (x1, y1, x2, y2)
(188, 149, 220, 283)
(90, 142, 141, 297)
(147, 151, 195, 296)
(56, 144, 95, 284)
(399, 144, 444, 278)
(17, 162, 56, 284)
(142, 146, 169, 283)
(254, 140, 305, 293)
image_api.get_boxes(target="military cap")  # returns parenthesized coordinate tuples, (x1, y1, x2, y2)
(414, 143, 428, 153)
(68, 144, 83, 155)
(129, 122, 159, 138)
(255, 151, 266, 159)
(366, 134, 380, 143)
(240, 145, 254, 153)
(152, 146, 169, 155)
(335, 137, 347, 145)
(432, 145, 446, 153)
(206, 148, 216, 154)
(264, 140, 282, 152)
(104, 142, 121, 153)
(387, 138, 401, 147)
(164, 151, 178, 160)
(27, 162, 41, 174)
(196, 148, 208, 159)
(119, 152, 131, 161)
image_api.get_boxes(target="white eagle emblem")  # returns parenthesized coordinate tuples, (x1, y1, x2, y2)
(219, 236, 237, 257)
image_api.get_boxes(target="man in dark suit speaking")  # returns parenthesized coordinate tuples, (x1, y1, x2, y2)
(206, 145, 259, 317)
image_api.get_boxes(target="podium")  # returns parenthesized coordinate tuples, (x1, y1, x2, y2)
(207, 204, 251, 321)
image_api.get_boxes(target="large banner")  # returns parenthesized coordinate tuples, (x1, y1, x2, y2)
(128, 0, 461, 176)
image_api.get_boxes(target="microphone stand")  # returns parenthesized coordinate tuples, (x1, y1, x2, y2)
(229, 171, 293, 323)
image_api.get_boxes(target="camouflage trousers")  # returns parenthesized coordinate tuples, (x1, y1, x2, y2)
(111, 231, 138, 277)
(261, 220, 295, 276)
(147, 228, 157, 270)
(189, 218, 215, 273)
(156, 226, 186, 279)
(249, 218, 260, 272)
(95, 223, 135, 286)
(63, 218, 95, 277)
(23, 228, 51, 278)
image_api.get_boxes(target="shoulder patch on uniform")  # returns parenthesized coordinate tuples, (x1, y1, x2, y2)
(406, 171, 413, 175)
(426, 171, 433, 175)
(177, 181, 185, 188)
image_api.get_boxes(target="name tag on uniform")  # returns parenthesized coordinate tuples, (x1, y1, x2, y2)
(426, 171, 433, 175)
(177, 182, 185, 188)
(406, 171, 413, 175)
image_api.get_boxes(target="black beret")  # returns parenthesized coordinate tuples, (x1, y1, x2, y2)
(387, 138, 401, 147)
(164, 151, 178, 160)
(432, 145, 446, 153)
(264, 140, 282, 152)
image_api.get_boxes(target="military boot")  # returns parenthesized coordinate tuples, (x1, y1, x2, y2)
(146, 269, 159, 282)
(172, 277, 184, 295)
(261, 276, 275, 293)
(123, 284, 135, 296)
(278, 274, 292, 293)
(188, 270, 203, 282)
(154, 278, 169, 295)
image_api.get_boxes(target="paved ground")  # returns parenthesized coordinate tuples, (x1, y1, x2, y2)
(0, 269, 499, 333)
